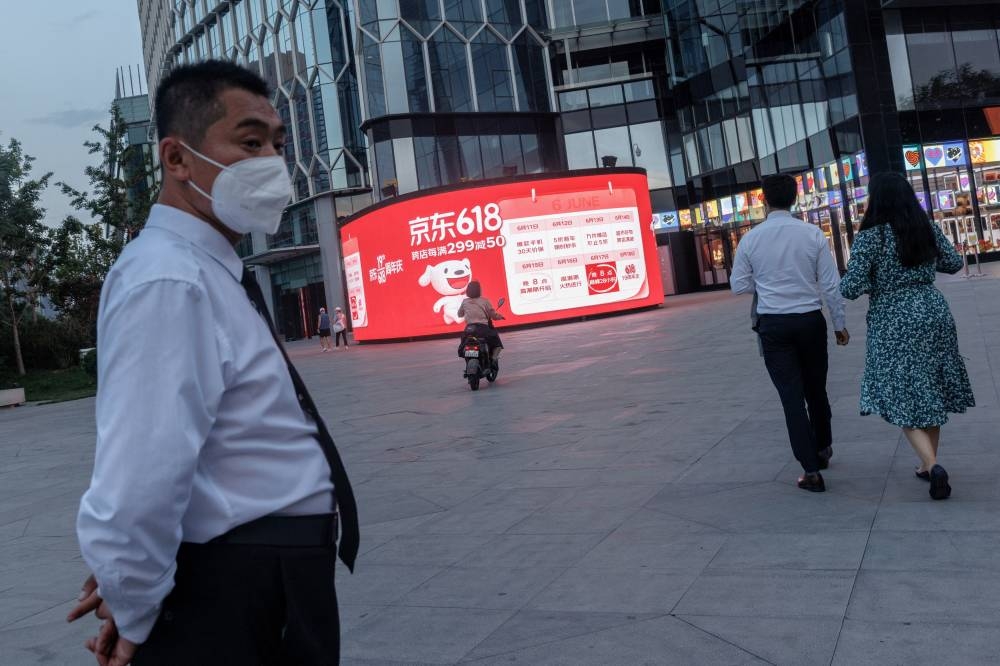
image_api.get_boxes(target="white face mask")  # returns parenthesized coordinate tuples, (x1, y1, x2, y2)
(180, 141, 292, 235)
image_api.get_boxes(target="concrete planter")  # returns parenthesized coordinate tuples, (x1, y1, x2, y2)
(0, 387, 26, 407)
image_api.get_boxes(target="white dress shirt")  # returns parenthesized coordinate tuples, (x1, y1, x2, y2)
(77, 204, 334, 643)
(730, 210, 846, 331)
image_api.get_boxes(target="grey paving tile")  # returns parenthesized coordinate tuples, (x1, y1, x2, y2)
(457, 533, 606, 569)
(362, 534, 495, 566)
(462, 614, 768, 665)
(708, 531, 869, 572)
(575, 533, 727, 572)
(461, 610, 661, 661)
(862, 530, 1000, 572)
(646, 482, 878, 533)
(526, 567, 699, 614)
(847, 569, 1000, 623)
(342, 606, 514, 664)
(832, 619, 1000, 666)
(338, 604, 386, 635)
(543, 484, 664, 511)
(678, 461, 784, 483)
(399, 566, 565, 610)
(418, 507, 540, 536)
(873, 500, 1000, 531)
(673, 569, 856, 618)
(335, 563, 445, 606)
(506, 506, 637, 535)
(679, 615, 842, 666)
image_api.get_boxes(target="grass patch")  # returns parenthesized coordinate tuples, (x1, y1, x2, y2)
(1, 367, 97, 404)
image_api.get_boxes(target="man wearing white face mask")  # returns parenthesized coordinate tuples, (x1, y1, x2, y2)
(69, 60, 359, 665)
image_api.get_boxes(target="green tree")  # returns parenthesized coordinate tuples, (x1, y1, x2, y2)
(45, 215, 122, 344)
(58, 103, 157, 244)
(0, 138, 51, 376)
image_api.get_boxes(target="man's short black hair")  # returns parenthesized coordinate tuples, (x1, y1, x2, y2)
(155, 60, 270, 144)
(761, 174, 798, 210)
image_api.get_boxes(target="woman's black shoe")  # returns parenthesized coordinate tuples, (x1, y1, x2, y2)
(797, 473, 826, 493)
(929, 465, 951, 500)
(915, 468, 930, 481)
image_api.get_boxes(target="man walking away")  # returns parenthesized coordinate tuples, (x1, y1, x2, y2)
(318, 307, 332, 351)
(68, 60, 359, 665)
(731, 174, 849, 493)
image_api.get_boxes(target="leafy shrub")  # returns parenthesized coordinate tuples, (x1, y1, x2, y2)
(82, 348, 98, 380)
(0, 316, 90, 371)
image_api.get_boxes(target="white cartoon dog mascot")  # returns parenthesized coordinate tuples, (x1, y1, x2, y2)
(418, 258, 472, 325)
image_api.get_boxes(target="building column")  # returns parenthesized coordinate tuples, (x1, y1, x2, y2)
(844, 0, 903, 174)
(315, 194, 347, 314)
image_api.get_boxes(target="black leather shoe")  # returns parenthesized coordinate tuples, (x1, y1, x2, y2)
(915, 468, 930, 481)
(797, 473, 826, 493)
(929, 465, 951, 500)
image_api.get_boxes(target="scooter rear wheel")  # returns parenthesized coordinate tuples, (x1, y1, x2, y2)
(469, 376, 480, 391)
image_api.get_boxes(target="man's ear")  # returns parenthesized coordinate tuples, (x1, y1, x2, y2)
(160, 137, 191, 182)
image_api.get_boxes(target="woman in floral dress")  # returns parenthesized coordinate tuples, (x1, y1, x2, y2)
(840, 172, 974, 500)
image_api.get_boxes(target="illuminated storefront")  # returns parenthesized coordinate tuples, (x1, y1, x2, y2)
(897, 139, 1000, 254)
(340, 169, 665, 341)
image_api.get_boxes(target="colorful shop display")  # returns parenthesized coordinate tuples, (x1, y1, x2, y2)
(657, 150, 871, 272)
(903, 139, 1000, 253)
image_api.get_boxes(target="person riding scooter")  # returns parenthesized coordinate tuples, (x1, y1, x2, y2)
(457, 280, 504, 363)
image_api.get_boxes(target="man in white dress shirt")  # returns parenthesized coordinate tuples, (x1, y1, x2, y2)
(67, 60, 358, 665)
(731, 174, 849, 493)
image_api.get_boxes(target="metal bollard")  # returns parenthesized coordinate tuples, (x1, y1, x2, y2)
(962, 242, 970, 277)
(974, 241, 984, 277)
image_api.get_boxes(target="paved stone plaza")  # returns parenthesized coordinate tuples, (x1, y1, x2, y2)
(3, 270, 1000, 665)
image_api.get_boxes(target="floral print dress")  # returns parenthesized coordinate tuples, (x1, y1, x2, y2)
(840, 223, 974, 428)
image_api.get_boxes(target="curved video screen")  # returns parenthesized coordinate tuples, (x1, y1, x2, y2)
(341, 170, 665, 342)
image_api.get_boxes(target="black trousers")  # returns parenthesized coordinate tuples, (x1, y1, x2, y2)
(460, 323, 503, 353)
(757, 310, 833, 474)
(334, 330, 348, 347)
(132, 541, 340, 665)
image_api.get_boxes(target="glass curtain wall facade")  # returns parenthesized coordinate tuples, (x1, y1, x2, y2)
(550, 1, 675, 210)
(661, 0, 893, 285)
(357, 0, 558, 199)
(888, 5, 1000, 255)
(165, 0, 367, 197)
(142, 0, 372, 339)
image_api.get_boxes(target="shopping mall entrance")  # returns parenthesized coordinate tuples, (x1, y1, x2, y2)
(275, 281, 327, 341)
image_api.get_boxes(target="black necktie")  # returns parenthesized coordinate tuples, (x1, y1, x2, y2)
(240, 268, 359, 572)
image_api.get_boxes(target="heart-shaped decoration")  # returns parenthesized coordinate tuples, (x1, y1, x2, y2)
(905, 150, 921, 167)
(925, 147, 944, 165)
(947, 146, 962, 162)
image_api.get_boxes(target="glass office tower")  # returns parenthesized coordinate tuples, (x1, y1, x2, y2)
(138, 0, 372, 339)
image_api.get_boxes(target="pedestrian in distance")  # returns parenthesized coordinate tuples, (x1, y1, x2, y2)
(318, 306, 333, 351)
(731, 173, 850, 493)
(840, 171, 974, 500)
(333, 306, 349, 349)
(68, 60, 359, 665)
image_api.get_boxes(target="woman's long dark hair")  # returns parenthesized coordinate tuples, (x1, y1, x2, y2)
(859, 172, 938, 267)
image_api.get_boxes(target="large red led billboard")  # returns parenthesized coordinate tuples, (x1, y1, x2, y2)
(340, 169, 665, 342)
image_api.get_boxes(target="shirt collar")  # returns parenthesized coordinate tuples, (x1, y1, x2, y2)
(144, 204, 245, 280)
(765, 209, 797, 222)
